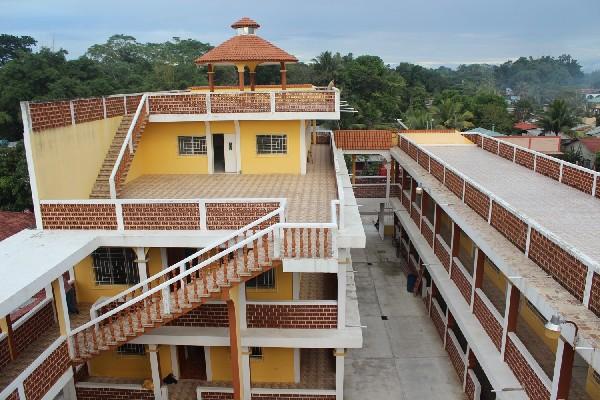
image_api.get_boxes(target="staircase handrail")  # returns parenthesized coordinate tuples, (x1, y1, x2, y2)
(91, 206, 284, 315)
(109, 93, 148, 199)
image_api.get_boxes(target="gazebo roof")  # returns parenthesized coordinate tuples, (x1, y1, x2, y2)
(195, 18, 298, 65)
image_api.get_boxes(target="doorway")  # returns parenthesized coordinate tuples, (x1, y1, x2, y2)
(212, 133, 236, 173)
(177, 345, 207, 380)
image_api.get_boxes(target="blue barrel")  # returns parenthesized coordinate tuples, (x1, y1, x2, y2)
(407, 274, 417, 292)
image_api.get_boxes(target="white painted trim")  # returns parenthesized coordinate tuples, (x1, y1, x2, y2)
(135, 247, 149, 291)
(300, 119, 307, 175)
(75, 381, 148, 390)
(467, 369, 482, 400)
(234, 120, 241, 173)
(337, 264, 347, 329)
(294, 348, 301, 383)
(500, 284, 514, 358)
(199, 200, 207, 230)
(550, 339, 566, 400)
(292, 273, 300, 300)
(205, 121, 213, 174)
(583, 267, 594, 307)
(102, 97, 107, 119)
(204, 346, 213, 381)
(170, 345, 180, 379)
(20, 102, 42, 229)
(335, 348, 344, 400)
(69, 101, 75, 126)
(149, 344, 162, 400)
(240, 346, 250, 400)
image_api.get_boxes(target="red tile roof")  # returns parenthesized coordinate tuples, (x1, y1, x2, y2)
(334, 130, 393, 150)
(579, 138, 600, 153)
(196, 34, 298, 64)
(0, 210, 35, 241)
(514, 121, 538, 130)
(231, 17, 260, 29)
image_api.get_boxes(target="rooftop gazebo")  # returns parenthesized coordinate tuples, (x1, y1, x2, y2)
(195, 17, 298, 92)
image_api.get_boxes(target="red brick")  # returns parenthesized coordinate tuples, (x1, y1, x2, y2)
(504, 336, 550, 400)
(489, 202, 527, 252)
(246, 304, 338, 329)
(534, 156, 560, 181)
(464, 183, 490, 221)
(473, 292, 502, 350)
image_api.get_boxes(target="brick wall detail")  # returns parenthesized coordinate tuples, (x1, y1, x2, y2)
(246, 304, 337, 329)
(167, 303, 229, 327)
(527, 229, 587, 302)
(451, 260, 472, 304)
(504, 336, 550, 400)
(148, 94, 207, 114)
(41, 203, 118, 230)
(211, 93, 270, 113)
(105, 96, 126, 118)
(23, 341, 70, 400)
(430, 301, 446, 340)
(206, 202, 279, 230)
(561, 165, 595, 194)
(200, 392, 234, 400)
(76, 387, 155, 400)
(73, 98, 104, 124)
(473, 292, 502, 350)
(482, 137, 499, 154)
(407, 142, 418, 161)
(430, 158, 445, 182)
(434, 236, 451, 272)
(534, 156, 560, 181)
(122, 203, 201, 230)
(5, 390, 19, 400)
(464, 182, 490, 220)
(418, 149, 430, 171)
(410, 206, 421, 228)
(29, 101, 72, 132)
(515, 148, 535, 170)
(0, 335, 10, 372)
(14, 301, 55, 355)
(444, 170, 464, 199)
(589, 273, 600, 317)
(275, 91, 335, 113)
(489, 202, 527, 252)
(465, 370, 475, 400)
(498, 142, 515, 161)
(445, 331, 466, 380)
(420, 219, 434, 248)
(125, 95, 143, 114)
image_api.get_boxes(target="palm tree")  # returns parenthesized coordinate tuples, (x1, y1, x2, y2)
(431, 99, 474, 130)
(403, 108, 433, 129)
(312, 51, 342, 86)
(540, 99, 578, 135)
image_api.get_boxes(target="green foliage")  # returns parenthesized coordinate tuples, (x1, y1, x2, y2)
(431, 98, 474, 130)
(513, 98, 536, 122)
(540, 99, 579, 135)
(0, 142, 32, 211)
(0, 34, 36, 65)
(563, 146, 584, 165)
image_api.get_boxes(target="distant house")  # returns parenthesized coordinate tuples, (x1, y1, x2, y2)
(0, 210, 35, 241)
(564, 138, 600, 169)
(513, 121, 543, 136)
(469, 127, 506, 137)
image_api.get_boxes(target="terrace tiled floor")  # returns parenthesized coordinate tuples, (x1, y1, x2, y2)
(120, 144, 337, 223)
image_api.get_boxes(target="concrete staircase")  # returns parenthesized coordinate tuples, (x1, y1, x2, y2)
(89, 115, 147, 199)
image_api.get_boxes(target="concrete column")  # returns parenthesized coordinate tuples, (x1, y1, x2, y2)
(134, 247, 149, 291)
(227, 299, 242, 400)
(236, 64, 245, 91)
(206, 121, 214, 174)
(280, 62, 287, 90)
(471, 248, 485, 310)
(241, 346, 251, 400)
(239, 283, 247, 330)
(550, 338, 575, 400)
(208, 64, 215, 92)
(292, 273, 300, 300)
(378, 202, 385, 240)
(294, 348, 301, 383)
(385, 160, 391, 202)
(170, 345, 180, 379)
(52, 277, 71, 336)
(300, 120, 307, 175)
(501, 284, 520, 357)
(0, 315, 16, 360)
(337, 263, 347, 329)
(62, 376, 77, 400)
(335, 348, 345, 400)
(149, 344, 162, 400)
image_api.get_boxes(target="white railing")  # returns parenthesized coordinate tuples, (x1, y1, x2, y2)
(109, 93, 148, 199)
(329, 130, 345, 230)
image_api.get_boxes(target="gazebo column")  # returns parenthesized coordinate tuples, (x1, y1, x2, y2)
(208, 64, 215, 92)
(236, 64, 245, 91)
(248, 63, 258, 91)
(280, 62, 287, 90)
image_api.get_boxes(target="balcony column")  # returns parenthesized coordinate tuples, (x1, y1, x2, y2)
(241, 346, 251, 400)
(351, 155, 356, 184)
(134, 247, 149, 291)
(0, 314, 16, 360)
(335, 348, 345, 400)
(501, 283, 520, 357)
(236, 63, 245, 91)
(226, 294, 242, 400)
(550, 338, 575, 400)
(385, 158, 391, 202)
(51, 277, 71, 335)
(280, 62, 287, 90)
(149, 344, 163, 400)
(248, 63, 258, 91)
(208, 64, 215, 92)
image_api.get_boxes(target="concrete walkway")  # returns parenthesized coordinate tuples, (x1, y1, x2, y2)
(345, 218, 464, 400)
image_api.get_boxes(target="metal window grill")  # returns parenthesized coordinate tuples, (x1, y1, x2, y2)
(256, 135, 287, 154)
(92, 247, 139, 285)
(117, 343, 146, 355)
(246, 268, 275, 289)
(249, 347, 263, 358)
(178, 136, 207, 155)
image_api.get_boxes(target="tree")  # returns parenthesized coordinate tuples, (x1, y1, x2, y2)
(431, 98, 474, 130)
(514, 98, 536, 122)
(0, 142, 32, 211)
(312, 51, 343, 86)
(595, 152, 600, 172)
(403, 108, 433, 129)
(0, 34, 36, 65)
(540, 99, 578, 135)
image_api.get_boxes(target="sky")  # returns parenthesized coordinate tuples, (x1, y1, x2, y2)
(2, 0, 600, 71)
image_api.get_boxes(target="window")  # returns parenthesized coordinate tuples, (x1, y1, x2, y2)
(250, 347, 263, 359)
(438, 210, 452, 246)
(178, 136, 207, 155)
(423, 192, 435, 223)
(457, 230, 476, 275)
(117, 344, 146, 355)
(256, 135, 287, 154)
(246, 269, 275, 289)
(92, 247, 139, 285)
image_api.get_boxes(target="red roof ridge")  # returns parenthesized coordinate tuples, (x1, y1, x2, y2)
(231, 17, 260, 29)
(196, 35, 297, 64)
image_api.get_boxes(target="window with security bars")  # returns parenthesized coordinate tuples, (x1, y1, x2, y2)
(246, 269, 275, 289)
(249, 347, 263, 359)
(178, 136, 207, 155)
(117, 343, 146, 355)
(92, 247, 139, 285)
(256, 135, 287, 154)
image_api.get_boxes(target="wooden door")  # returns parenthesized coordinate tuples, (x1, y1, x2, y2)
(177, 345, 207, 380)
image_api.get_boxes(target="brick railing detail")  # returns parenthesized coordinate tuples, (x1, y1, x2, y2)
(498, 141, 515, 161)
(73, 98, 104, 124)
(464, 182, 490, 220)
(76, 387, 155, 400)
(418, 149, 430, 170)
(561, 165, 595, 194)
(445, 330, 466, 379)
(534, 156, 561, 181)
(589, 273, 600, 317)
(465, 370, 475, 400)
(251, 394, 335, 400)
(482, 136, 499, 154)
(401, 190, 411, 211)
(473, 291, 502, 350)
(275, 91, 335, 112)
(430, 158, 445, 182)
(201, 392, 234, 400)
(5, 390, 19, 400)
(504, 335, 550, 400)
(246, 303, 337, 329)
(420, 218, 434, 248)
(14, 301, 55, 355)
(211, 93, 270, 113)
(0, 336, 10, 371)
(122, 203, 201, 230)
(451, 259, 472, 304)
(40, 203, 118, 229)
(444, 169, 464, 199)
(333, 130, 392, 150)
(205, 202, 279, 230)
(515, 148, 535, 170)
(410, 206, 421, 228)
(400, 136, 409, 153)
(528, 229, 587, 301)
(29, 101, 72, 132)
(597, 176, 600, 199)
(23, 341, 70, 400)
(407, 142, 418, 161)
(430, 300, 446, 340)
(105, 97, 125, 118)
(489, 202, 527, 252)
(434, 236, 451, 272)
(125, 95, 142, 114)
(167, 303, 229, 327)
(148, 94, 207, 114)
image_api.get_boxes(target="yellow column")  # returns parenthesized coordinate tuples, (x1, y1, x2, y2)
(236, 64, 246, 91)
(51, 278, 70, 335)
(0, 315, 16, 359)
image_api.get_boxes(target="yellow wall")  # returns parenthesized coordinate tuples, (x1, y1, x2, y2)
(250, 347, 295, 383)
(211, 346, 232, 381)
(483, 257, 507, 295)
(89, 349, 152, 379)
(519, 298, 558, 353)
(585, 367, 600, 399)
(159, 345, 173, 379)
(239, 120, 301, 175)
(246, 265, 293, 301)
(147, 247, 164, 289)
(126, 122, 209, 183)
(73, 255, 131, 304)
(30, 116, 122, 199)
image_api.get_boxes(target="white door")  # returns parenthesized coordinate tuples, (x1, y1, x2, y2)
(224, 133, 237, 173)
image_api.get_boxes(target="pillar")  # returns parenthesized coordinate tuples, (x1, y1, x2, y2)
(227, 298, 242, 400)
(149, 344, 163, 400)
(134, 247, 149, 291)
(280, 62, 287, 90)
(351, 155, 357, 184)
(208, 64, 215, 92)
(51, 277, 71, 336)
(501, 284, 520, 357)
(337, 259, 347, 328)
(378, 202, 385, 240)
(550, 339, 575, 400)
(0, 315, 16, 360)
(335, 348, 345, 400)
(248, 64, 257, 91)
(241, 346, 251, 400)
(385, 160, 391, 202)
(236, 64, 245, 91)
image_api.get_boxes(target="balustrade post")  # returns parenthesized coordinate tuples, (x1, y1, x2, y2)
(162, 286, 171, 315)
(273, 227, 281, 259)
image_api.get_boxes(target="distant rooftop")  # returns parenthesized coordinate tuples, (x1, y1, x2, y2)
(0, 210, 35, 241)
(470, 127, 506, 137)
